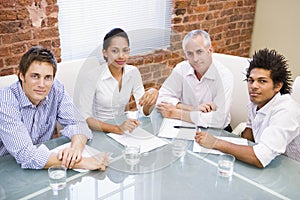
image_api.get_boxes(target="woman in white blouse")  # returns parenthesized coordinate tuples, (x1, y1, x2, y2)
(75, 28, 158, 134)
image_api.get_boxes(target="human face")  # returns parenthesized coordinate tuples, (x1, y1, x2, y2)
(19, 61, 54, 105)
(247, 68, 282, 109)
(102, 36, 130, 69)
(184, 35, 213, 77)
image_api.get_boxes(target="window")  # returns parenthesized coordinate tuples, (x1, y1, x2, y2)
(57, 0, 172, 61)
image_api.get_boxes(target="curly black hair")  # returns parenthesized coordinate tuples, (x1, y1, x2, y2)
(246, 48, 292, 94)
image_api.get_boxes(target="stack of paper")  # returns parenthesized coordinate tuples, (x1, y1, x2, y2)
(107, 126, 168, 153)
(158, 118, 197, 140)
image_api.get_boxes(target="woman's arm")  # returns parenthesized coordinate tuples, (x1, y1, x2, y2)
(86, 117, 139, 134)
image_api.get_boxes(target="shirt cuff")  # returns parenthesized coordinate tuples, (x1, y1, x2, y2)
(253, 143, 279, 167)
(21, 144, 51, 169)
(189, 111, 208, 128)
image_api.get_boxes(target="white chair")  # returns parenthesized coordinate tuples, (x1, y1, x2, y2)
(212, 53, 250, 134)
(0, 74, 18, 89)
(291, 76, 300, 103)
(55, 56, 100, 98)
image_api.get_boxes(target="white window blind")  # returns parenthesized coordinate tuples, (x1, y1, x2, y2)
(57, 0, 172, 61)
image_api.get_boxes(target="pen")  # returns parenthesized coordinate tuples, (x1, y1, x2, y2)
(173, 126, 197, 129)
(173, 126, 203, 131)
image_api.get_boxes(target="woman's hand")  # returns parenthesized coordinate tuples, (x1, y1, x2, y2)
(118, 119, 140, 134)
(139, 88, 158, 107)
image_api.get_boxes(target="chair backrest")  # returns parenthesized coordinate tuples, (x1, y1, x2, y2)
(0, 74, 18, 89)
(292, 76, 300, 103)
(55, 57, 100, 98)
(212, 53, 250, 129)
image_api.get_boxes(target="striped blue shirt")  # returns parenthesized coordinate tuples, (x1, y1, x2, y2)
(0, 79, 92, 169)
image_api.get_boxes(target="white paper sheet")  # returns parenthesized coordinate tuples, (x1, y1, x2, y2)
(158, 118, 197, 140)
(107, 126, 168, 153)
(50, 142, 102, 172)
(193, 136, 248, 154)
(51, 142, 101, 157)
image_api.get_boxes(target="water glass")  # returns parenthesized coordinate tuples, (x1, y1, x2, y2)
(123, 145, 141, 165)
(48, 165, 67, 190)
(172, 138, 188, 157)
(217, 154, 235, 179)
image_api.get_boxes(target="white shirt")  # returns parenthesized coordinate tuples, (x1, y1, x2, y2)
(247, 93, 300, 167)
(157, 60, 233, 128)
(75, 63, 145, 121)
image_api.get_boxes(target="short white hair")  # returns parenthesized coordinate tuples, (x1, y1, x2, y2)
(182, 30, 212, 51)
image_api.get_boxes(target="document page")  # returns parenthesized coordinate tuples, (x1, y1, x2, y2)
(50, 142, 105, 172)
(158, 118, 197, 140)
(193, 136, 248, 154)
(51, 142, 101, 158)
(107, 126, 168, 153)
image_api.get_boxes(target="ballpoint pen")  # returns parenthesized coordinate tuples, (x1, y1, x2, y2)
(173, 126, 203, 131)
(173, 126, 195, 129)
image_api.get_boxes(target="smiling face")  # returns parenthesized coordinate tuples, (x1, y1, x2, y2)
(184, 35, 213, 77)
(247, 68, 282, 109)
(102, 36, 130, 70)
(19, 61, 54, 105)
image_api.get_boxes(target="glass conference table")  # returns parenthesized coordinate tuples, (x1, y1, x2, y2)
(1, 112, 300, 200)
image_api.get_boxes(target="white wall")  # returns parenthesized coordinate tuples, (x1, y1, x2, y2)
(250, 0, 300, 80)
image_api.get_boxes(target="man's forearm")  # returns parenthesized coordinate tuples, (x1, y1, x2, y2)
(171, 108, 193, 123)
(176, 103, 195, 111)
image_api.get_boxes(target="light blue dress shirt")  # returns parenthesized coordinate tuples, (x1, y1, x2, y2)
(0, 79, 92, 169)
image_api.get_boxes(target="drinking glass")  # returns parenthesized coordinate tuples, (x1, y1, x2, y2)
(123, 145, 141, 166)
(48, 165, 67, 191)
(217, 154, 235, 179)
(172, 138, 188, 157)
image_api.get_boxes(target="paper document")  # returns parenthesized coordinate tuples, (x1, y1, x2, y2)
(107, 126, 168, 153)
(158, 118, 197, 140)
(193, 136, 248, 154)
(51, 142, 101, 157)
(50, 142, 103, 172)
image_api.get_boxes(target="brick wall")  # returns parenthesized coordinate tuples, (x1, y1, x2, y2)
(128, 0, 256, 87)
(0, 0, 60, 76)
(0, 0, 256, 87)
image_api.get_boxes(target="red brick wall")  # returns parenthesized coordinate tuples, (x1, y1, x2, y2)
(0, 0, 60, 76)
(0, 0, 256, 87)
(128, 0, 256, 87)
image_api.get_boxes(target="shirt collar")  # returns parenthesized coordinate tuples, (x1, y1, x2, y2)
(252, 92, 281, 115)
(186, 61, 217, 81)
(17, 80, 50, 108)
(101, 64, 132, 81)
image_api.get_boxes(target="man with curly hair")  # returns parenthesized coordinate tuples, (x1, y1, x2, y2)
(195, 48, 300, 168)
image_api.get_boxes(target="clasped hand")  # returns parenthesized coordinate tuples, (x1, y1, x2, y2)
(156, 102, 177, 118)
(58, 147, 82, 169)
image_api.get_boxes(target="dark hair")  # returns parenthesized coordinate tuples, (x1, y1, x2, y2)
(18, 46, 57, 82)
(102, 28, 129, 61)
(246, 48, 292, 94)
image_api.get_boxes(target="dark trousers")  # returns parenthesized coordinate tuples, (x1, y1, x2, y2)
(224, 124, 233, 132)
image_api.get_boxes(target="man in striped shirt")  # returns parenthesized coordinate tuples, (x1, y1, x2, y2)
(0, 46, 108, 170)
